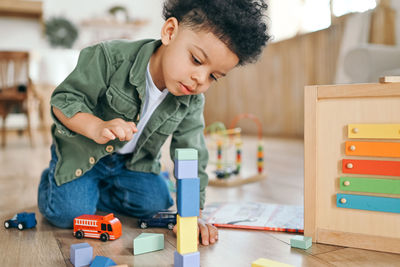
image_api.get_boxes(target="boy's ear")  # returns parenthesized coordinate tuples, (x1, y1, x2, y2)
(161, 17, 179, 45)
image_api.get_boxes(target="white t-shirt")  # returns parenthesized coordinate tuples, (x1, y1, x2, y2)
(118, 63, 168, 154)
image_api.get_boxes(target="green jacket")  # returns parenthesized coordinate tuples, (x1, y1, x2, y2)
(50, 39, 209, 208)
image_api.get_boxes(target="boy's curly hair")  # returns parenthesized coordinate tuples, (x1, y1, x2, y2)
(163, 0, 270, 66)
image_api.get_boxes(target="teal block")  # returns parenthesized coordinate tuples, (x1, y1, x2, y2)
(89, 256, 115, 267)
(133, 233, 164, 255)
(174, 251, 200, 267)
(175, 148, 198, 160)
(337, 193, 400, 213)
(174, 160, 198, 179)
(177, 178, 200, 217)
(290, 235, 312, 249)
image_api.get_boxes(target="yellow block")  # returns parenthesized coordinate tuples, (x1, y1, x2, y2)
(348, 124, 400, 139)
(177, 215, 198, 254)
(251, 258, 294, 267)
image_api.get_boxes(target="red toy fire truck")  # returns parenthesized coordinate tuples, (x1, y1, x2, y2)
(73, 213, 122, 242)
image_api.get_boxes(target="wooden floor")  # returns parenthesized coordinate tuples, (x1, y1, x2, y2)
(1, 133, 400, 266)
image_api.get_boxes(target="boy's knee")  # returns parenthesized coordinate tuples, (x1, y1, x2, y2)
(38, 197, 97, 229)
(40, 205, 97, 229)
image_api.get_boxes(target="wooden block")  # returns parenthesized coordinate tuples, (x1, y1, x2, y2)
(177, 178, 200, 217)
(290, 235, 312, 249)
(345, 141, 400, 158)
(174, 251, 200, 267)
(340, 177, 400, 194)
(89, 256, 116, 267)
(337, 193, 400, 213)
(133, 233, 164, 255)
(342, 159, 400, 176)
(380, 76, 400, 83)
(174, 160, 198, 179)
(348, 124, 400, 139)
(70, 243, 93, 267)
(177, 215, 198, 254)
(175, 148, 198, 160)
(251, 258, 294, 267)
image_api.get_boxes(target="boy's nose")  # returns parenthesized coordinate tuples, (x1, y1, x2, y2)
(192, 73, 207, 87)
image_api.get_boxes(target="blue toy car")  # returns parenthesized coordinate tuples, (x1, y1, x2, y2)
(4, 212, 37, 230)
(138, 210, 177, 230)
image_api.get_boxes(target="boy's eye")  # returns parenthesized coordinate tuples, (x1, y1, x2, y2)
(192, 55, 201, 65)
(210, 74, 218, 81)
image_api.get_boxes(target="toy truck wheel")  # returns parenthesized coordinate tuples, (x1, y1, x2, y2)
(4, 221, 10, 229)
(17, 223, 24, 230)
(140, 222, 148, 229)
(167, 223, 174, 230)
(75, 230, 84, 239)
(100, 233, 109, 242)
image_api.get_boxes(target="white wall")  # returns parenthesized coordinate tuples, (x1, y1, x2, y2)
(0, 17, 45, 50)
(0, 0, 165, 51)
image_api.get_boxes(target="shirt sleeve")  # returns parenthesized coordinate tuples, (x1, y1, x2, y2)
(170, 94, 209, 209)
(50, 43, 112, 136)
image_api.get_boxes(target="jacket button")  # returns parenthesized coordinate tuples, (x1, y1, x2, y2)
(106, 145, 114, 153)
(75, 169, 83, 177)
(136, 114, 140, 121)
(89, 157, 96, 164)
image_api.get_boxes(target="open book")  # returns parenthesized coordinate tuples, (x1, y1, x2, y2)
(202, 202, 304, 233)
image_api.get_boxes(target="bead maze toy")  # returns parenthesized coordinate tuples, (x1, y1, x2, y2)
(304, 78, 400, 254)
(205, 113, 266, 187)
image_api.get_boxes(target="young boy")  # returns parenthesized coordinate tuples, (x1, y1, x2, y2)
(38, 0, 270, 246)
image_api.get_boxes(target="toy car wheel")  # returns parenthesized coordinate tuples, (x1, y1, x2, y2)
(75, 230, 84, 239)
(100, 233, 109, 242)
(167, 223, 174, 230)
(17, 223, 24, 230)
(4, 221, 10, 229)
(140, 222, 148, 229)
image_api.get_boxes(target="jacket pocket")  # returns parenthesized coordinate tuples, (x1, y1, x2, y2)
(105, 85, 139, 121)
(156, 116, 183, 135)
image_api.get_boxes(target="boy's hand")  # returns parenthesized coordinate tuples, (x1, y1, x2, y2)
(173, 211, 219, 246)
(93, 118, 137, 144)
(197, 217, 218, 245)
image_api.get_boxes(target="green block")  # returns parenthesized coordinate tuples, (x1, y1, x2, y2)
(340, 176, 400, 194)
(290, 235, 312, 250)
(133, 233, 164, 255)
(175, 149, 198, 160)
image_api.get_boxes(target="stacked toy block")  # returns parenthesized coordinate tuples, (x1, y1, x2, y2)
(174, 148, 200, 267)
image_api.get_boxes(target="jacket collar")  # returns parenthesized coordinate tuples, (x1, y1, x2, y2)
(128, 39, 191, 106)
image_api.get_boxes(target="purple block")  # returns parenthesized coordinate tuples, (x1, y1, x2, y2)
(177, 178, 200, 217)
(70, 243, 93, 267)
(174, 160, 198, 179)
(90, 256, 116, 267)
(174, 251, 200, 267)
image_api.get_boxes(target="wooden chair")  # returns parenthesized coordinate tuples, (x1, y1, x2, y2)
(0, 51, 35, 147)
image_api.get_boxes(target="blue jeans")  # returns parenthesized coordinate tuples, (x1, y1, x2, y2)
(38, 145, 173, 228)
